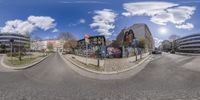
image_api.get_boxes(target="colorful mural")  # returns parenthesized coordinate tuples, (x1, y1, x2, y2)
(76, 35, 106, 58)
(124, 30, 135, 47)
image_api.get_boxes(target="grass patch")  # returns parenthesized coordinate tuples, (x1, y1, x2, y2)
(5, 52, 47, 66)
(8, 57, 37, 65)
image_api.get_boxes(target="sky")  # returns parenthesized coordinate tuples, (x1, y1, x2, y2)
(0, 0, 200, 46)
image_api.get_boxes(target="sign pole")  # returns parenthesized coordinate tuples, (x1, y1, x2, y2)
(84, 34, 89, 65)
(11, 42, 13, 64)
(86, 42, 88, 65)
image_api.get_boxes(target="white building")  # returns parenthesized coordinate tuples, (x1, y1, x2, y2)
(175, 33, 200, 53)
(31, 39, 65, 51)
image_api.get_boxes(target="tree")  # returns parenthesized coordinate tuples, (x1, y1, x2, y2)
(138, 38, 146, 49)
(0, 44, 6, 53)
(137, 38, 146, 59)
(111, 40, 119, 47)
(63, 40, 77, 53)
(58, 32, 75, 40)
(168, 35, 180, 41)
(47, 43, 54, 51)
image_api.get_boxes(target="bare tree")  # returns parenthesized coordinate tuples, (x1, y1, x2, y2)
(47, 43, 54, 51)
(58, 32, 75, 40)
(63, 40, 77, 54)
(169, 35, 180, 41)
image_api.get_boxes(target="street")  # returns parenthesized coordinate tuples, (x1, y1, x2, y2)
(0, 53, 200, 100)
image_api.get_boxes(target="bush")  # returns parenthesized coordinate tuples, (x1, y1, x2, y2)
(46, 51, 55, 53)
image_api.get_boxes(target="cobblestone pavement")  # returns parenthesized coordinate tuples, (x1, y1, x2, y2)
(0, 53, 200, 100)
(66, 53, 149, 72)
(104, 53, 149, 71)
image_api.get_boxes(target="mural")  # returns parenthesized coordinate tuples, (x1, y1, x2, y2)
(124, 30, 135, 47)
(76, 36, 106, 58)
(123, 29, 140, 57)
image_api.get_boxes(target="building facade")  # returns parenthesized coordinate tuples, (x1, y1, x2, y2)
(31, 39, 64, 52)
(31, 40, 47, 51)
(175, 33, 200, 53)
(0, 33, 30, 53)
(116, 24, 155, 57)
(76, 35, 106, 57)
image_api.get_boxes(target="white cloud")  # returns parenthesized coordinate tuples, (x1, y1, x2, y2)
(154, 37, 163, 47)
(176, 23, 194, 30)
(122, 2, 178, 16)
(122, 2, 196, 30)
(28, 16, 56, 31)
(68, 18, 86, 27)
(80, 19, 86, 24)
(1, 20, 35, 35)
(90, 9, 117, 37)
(0, 16, 57, 35)
(52, 28, 59, 33)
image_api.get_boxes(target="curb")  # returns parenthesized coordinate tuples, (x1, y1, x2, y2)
(175, 52, 200, 56)
(1, 54, 52, 70)
(59, 52, 152, 80)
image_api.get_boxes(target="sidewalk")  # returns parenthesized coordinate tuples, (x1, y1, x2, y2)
(175, 52, 200, 56)
(60, 52, 152, 80)
(104, 53, 149, 72)
(63, 53, 149, 72)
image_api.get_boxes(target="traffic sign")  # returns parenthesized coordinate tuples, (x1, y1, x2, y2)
(85, 38, 90, 44)
(84, 34, 89, 39)
(84, 34, 90, 44)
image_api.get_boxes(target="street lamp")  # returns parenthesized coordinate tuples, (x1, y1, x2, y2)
(18, 36, 22, 61)
(10, 39, 14, 63)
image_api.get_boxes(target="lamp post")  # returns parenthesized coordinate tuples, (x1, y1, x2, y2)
(18, 36, 22, 61)
(29, 33, 32, 61)
(10, 39, 14, 64)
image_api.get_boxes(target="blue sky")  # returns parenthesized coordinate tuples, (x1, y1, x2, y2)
(0, 0, 200, 46)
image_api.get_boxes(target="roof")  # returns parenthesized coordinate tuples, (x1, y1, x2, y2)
(0, 33, 30, 38)
(176, 33, 200, 40)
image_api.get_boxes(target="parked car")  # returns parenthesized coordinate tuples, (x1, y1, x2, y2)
(152, 50, 162, 54)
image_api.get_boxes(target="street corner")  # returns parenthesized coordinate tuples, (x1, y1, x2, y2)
(0, 52, 51, 70)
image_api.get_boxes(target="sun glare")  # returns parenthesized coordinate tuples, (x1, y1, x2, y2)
(159, 27, 168, 35)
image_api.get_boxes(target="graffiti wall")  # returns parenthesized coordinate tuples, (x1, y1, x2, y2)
(76, 36, 106, 58)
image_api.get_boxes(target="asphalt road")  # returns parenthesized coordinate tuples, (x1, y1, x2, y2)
(0, 53, 200, 100)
